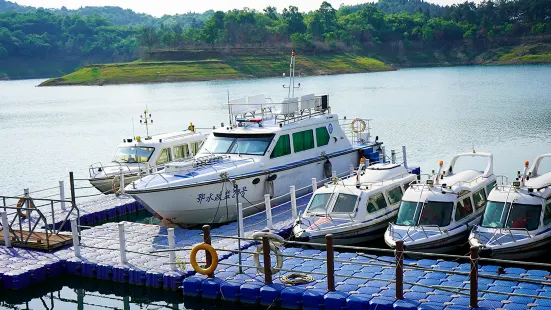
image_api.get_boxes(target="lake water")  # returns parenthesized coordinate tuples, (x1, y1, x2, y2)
(1, 64, 551, 308)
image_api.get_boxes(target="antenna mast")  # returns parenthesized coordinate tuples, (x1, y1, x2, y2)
(139, 107, 153, 138)
(283, 49, 300, 98)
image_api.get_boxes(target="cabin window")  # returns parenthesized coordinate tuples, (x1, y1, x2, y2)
(367, 193, 388, 213)
(544, 203, 551, 225)
(113, 146, 154, 163)
(332, 194, 357, 213)
(397, 201, 453, 226)
(455, 196, 473, 222)
(292, 130, 314, 153)
(190, 141, 202, 155)
(173, 144, 190, 160)
(486, 180, 497, 195)
(472, 189, 487, 210)
(387, 186, 403, 205)
(316, 127, 330, 147)
(270, 135, 291, 159)
(482, 201, 541, 230)
(306, 193, 333, 214)
(156, 148, 172, 165)
(201, 133, 274, 155)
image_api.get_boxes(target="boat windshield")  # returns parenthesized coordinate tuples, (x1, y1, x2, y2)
(332, 194, 358, 213)
(395, 200, 454, 227)
(201, 133, 275, 156)
(481, 201, 541, 230)
(113, 146, 154, 163)
(306, 193, 333, 214)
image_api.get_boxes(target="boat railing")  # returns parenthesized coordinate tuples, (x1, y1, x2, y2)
(340, 118, 373, 147)
(328, 172, 414, 189)
(88, 161, 147, 178)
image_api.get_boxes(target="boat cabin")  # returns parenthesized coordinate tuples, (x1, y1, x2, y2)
(385, 152, 496, 252)
(469, 154, 551, 259)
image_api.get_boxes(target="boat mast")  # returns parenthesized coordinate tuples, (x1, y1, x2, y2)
(284, 49, 299, 98)
(140, 107, 153, 138)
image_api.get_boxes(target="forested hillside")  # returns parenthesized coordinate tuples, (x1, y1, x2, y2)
(0, 0, 550, 79)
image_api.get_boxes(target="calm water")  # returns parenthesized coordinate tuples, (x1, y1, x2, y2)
(1, 64, 551, 308)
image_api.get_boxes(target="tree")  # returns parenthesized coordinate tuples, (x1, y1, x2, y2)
(138, 26, 159, 49)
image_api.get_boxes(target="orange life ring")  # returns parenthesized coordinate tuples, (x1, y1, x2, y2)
(16, 197, 35, 218)
(190, 243, 218, 275)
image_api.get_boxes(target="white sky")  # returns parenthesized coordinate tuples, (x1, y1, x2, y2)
(13, 0, 463, 17)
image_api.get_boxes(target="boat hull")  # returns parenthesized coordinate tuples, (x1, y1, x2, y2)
(89, 175, 141, 194)
(476, 235, 551, 260)
(128, 148, 370, 226)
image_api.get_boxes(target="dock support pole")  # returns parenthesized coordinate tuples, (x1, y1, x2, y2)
(402, 146, 408, 169)
(262, 235, 273, 285)
(290, 186, 297, 221)
(470, 246, 479, 308)
(395, 240, 404, 299)
(391, 150, 396, 164)
(119, 167, 125, 194)
(118, 222, 127, 264)
(70, 219, 80, 257)
(326, 234, 335, 291)
(311, 178, 317, 193)
(237, 203, 244, 274)
(168, 228, 176, 271)
(59, 181, 66, 211)
(202, 225, 214, 278)
(69, 172, 76, 206)
(264, 194, 273, 231)
(1, 212, 11, 248)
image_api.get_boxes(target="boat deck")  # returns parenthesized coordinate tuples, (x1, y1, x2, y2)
(0, 230, 72, 251)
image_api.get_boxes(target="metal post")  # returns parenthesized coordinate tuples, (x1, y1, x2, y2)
(470, 246, 479, 308)
(59, 181, 66, 211)
(70, 219, 80, 257)
(264, 194, 273, 230)
(119, 167, 125, 194)
(402, 146, 408, 169)
(262, 236, 273, 284)
(326, 234, 335, 291)
(391, 150, 396, 164)
(202, 225, 214, 278)
(290, 186, 297, 221)
(1, 212, 11, 248)
(69, 172, 76, 206)
(311, 178, 317, 193)
(395, 240, 404, 299)
(24, 188, 31, 233)
(381, 146, 386, 163)
(118, 222, 127, 264)
(168, 228, 176, 271)
(237, 203, 244, 274)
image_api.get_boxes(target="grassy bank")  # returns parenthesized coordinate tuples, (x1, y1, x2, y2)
(38, 54, 393, 86)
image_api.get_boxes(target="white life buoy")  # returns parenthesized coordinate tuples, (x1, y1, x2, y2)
(253, 242, 283, 275)
(351, 118, 366, 133)
(252, 231, 285, 245)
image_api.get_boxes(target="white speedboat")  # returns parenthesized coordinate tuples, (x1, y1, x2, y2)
(89, 131, 206, 194)
(292, 153, 419, 245)
(125, 52, 384, 226)
(469, 154, 551, 260)
(384, 152, 496, 253)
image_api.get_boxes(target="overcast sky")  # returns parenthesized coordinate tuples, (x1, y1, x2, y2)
(13, 0, 465, 17)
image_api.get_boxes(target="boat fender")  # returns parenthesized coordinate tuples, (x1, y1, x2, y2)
(253, 242, 283, 275)
(190, 243, 218, 275)
(324, 159, 332, 178)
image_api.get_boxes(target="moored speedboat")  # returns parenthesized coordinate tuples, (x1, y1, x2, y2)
(89, 130, 206, 194)
(292, 152, 419, 245)
(469, 154, 551, 260)
(125, 51, 385, 226)
(385, 152, 496, 253)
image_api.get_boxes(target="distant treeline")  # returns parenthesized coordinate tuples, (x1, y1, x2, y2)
(0, 0, 549, 72)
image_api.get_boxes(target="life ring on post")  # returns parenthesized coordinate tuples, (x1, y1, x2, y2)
(351, 118, 366, 133)
(253, 242, 283, 275)
(112, 176, 121, 195)
(16, 197, 36, 218)
(190, 243, 218, 275)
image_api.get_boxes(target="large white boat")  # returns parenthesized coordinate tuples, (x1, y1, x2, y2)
(89, 130, 206, 194)
(292, 152, 419, 245)
(469, 154, 551, 260)
(384, 152, 496, 253)
(125, 52, 384, 226)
